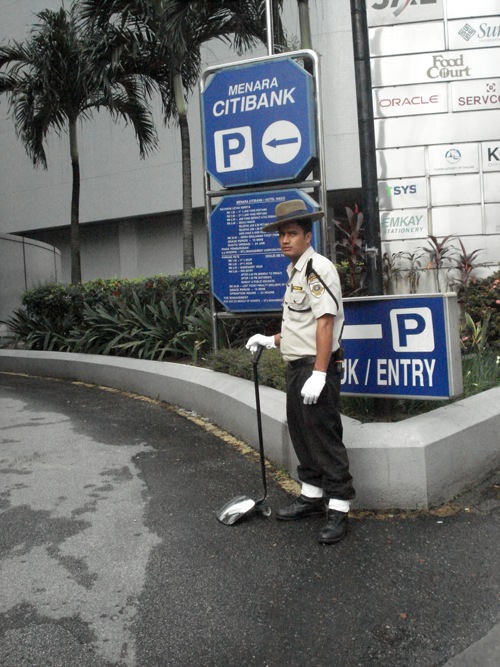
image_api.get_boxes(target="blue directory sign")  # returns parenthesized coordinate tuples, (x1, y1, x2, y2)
(210, 189, 321, 312)
(341, 294, 463, 399)
(202, 58, 317, 187)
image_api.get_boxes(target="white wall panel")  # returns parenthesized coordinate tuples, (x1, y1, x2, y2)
(369, 22, 445, 56)
(447, 0, 500, 20)
(375, 110, 500, 148)
(430, 174, 481, 206)
(431, 205, 483, 236)
(483, 172, 500, 202)
(485, 204, 500, 233)
(377, 147, 426, 178)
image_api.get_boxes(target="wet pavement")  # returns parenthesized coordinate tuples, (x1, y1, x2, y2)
(0, 372, 498, 667)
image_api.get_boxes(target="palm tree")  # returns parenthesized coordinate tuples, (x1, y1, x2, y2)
(0, 5, 157, 284)
(80, 0, 284, 272)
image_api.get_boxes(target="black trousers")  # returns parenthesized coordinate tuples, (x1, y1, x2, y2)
(286, 360, 355, 501)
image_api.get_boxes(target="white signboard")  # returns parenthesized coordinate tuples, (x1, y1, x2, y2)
(482, 141, 500, 171)
(379, 177, 428, 210)
(367, 0, 444, 28)
(373, 83, 448, 118)
(446, 0, 500, 20)
(428, 143, 480, 175)
(371, 48, 500, 87)
(380, 208, 429, 240)
(448, 18, 500, 51)
(369, 22, 445, 57)
(451, 79, 500, 112)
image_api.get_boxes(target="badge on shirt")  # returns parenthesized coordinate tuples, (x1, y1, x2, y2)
(308, 273, 324, 298)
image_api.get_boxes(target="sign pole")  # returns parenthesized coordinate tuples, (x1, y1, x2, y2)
(350, 0, 384, 296)
(265, 0, 274, 56)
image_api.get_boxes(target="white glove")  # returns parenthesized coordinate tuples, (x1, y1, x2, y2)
(245, 334, 276, 354)
(301, 371, 326, 405)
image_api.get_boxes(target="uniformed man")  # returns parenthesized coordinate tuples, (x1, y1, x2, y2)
(246, 199, 355, 544)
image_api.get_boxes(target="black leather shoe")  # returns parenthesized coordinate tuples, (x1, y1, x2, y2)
(276, 495, 325, 521)
(318, 510, 349, 544)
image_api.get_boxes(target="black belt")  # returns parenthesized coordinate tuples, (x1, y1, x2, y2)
(287, 356, 316, 368)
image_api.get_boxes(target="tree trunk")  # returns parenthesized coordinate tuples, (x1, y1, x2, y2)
(174, 73, 195, 272)
(69, 118, 82, 284)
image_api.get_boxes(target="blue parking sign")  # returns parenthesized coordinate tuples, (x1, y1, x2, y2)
(202, 57, 317, 187)
(341, 294, 463, 400)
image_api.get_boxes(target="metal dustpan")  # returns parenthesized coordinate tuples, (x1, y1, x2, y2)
(217, 345, 271, 525)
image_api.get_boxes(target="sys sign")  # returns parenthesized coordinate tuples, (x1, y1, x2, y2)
(202, 57, 317, 188)
(341, 294, 463, 399)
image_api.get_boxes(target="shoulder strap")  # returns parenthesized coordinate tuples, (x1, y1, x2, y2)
(305, 258, 339, 311)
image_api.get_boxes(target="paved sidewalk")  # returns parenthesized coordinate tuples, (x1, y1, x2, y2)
(0, 373, 498, 667)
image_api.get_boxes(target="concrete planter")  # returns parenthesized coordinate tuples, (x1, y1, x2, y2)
(0, 349, 498, 510)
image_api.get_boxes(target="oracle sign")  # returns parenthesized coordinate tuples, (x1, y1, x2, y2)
(367, 0, 443, 27)
(373, 83, 448, 118)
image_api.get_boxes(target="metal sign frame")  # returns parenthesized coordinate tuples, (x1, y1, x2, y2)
(200, 49, 328, 348)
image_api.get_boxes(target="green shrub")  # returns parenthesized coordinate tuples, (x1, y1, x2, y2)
(206, 347, 286, 392)
(459, 270, 500, 351)
(2, 270, 214, 360)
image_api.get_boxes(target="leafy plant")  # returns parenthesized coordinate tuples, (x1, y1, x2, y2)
(419, 235, 457, 292)
(448, 237, 489, 294)
(460, 312, 491, 354)
(382, 250, 423, 294)
(459, 270, 500, 351)
(73, 290, 209, 360)
(333, 205, 367, 295)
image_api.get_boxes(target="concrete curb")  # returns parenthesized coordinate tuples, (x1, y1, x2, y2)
(0, 349, 498, 509)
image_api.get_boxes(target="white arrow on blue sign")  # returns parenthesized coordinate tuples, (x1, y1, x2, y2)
(202, 58, 317, 188)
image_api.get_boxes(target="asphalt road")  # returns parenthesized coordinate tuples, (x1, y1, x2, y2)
(0, 372, 498, 667)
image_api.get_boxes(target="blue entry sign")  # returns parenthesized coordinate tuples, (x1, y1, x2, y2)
(341, 294, 463, 400)
(210, 189, 321, 312)
(202, 57, 317, 188)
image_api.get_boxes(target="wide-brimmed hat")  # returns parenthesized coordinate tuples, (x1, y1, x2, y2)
(261, 199, 324, 232)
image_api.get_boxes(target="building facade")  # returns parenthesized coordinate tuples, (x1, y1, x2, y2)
(0, 0, 498, 284)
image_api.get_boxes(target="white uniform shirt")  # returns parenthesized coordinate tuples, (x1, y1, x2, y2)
(280, 246, 344, 362)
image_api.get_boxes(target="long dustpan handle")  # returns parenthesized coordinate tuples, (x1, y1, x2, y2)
(252, 345, 267, 502)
